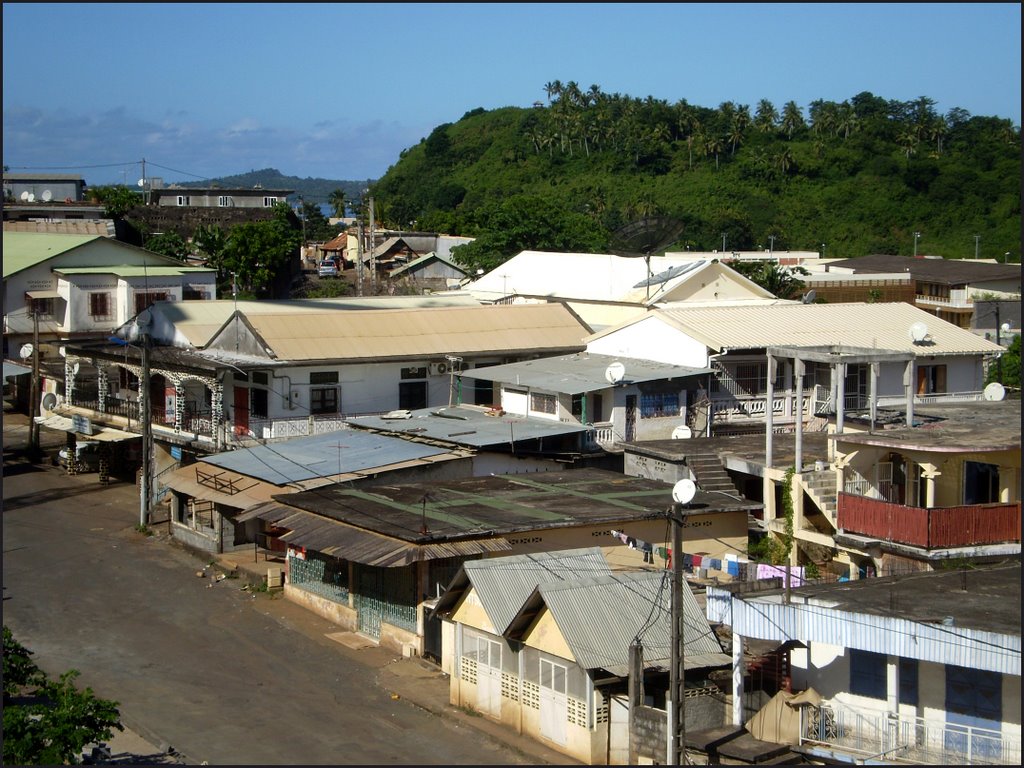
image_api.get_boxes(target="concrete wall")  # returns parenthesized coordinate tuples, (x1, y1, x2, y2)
(587, 316, 710, 368)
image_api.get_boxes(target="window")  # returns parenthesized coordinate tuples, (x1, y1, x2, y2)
(571, 393, 603, 422)
(310, 371, 339, 415)
(176, 195, 190, 206)
(964, 461, 1000, 505)
(399, 381, 427, 410)
(183, 287, 209, 300)
(263, 196, 278, 207)
(916, 364, 947, 395)
(898, 658, 918, 706)
(29, 297, 54, 317)
(88, 292, 111, 318)
(134, 291, 168, 314)
(850, 649, 887, 699)
(639, 391, 679, 418)
(251, 388, 269, 419)
(530, 391, 557, 415)
(713, 361, 782, 396)
(217, 196, 231, 207)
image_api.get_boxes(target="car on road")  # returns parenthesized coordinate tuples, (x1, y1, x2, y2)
(318, 259, 339, 277)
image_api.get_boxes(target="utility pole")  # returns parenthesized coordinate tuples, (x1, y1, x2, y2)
(669, 503, 686, 765)
(355, 220, 365, 296)
(974, 235, 980, 260)
(768, 234, 775, 259)
(139, 321, 152, 528)
(368, 197, 376, 295)
(28, 310, 41, 458)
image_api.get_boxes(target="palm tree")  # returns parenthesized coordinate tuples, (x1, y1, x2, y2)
(755, 99, 779, 133)
(706, 135, 724, 169)
(781, 101, 805, 139)
(327, 189, 347, 218)
(928, 115, 948, 154)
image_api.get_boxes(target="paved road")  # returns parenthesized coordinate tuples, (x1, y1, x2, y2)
(2, 423, 529, 765)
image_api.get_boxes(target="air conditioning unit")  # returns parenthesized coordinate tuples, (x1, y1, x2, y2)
(429, 361, 450, 377)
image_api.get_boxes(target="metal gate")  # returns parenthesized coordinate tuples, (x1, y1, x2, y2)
(356, 567, 383, 639)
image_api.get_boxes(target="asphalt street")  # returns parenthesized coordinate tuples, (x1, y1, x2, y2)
(1, 414, 534, 765)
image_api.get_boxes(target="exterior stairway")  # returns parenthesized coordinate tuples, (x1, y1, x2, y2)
(686, 452, 743, 500)
(800, 468, 838, 528)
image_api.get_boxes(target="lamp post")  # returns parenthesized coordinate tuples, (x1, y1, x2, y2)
(721, 232, 727, 252)
(974, 235, 980, 260)
(768, 234, 776, 258)
(821, 242, 826, 260)
(913, 231, 921, 258)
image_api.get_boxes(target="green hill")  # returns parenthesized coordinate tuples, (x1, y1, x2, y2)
(368, 87, 1020, 271)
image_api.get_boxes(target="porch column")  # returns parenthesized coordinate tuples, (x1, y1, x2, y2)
(212, 381, 224, 451)
(794, 358, 804, 472)
(904, 360, 915, 427)
(97, 367, 108, 414)
(765, 354, 776, 466)
(732, 632, 745, 726)
(921, 466, 941, 508)
(869, 362, 879, 431)
(886, 656, 899, 714)
(65, 357, 77, 406)
(835, 363, 847, 434)
(173, 380, 185, 434)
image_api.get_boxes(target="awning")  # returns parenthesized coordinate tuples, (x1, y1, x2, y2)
(238, 501, 513, 567)
(162, 463, 281, 511)
(33, 414, 140, 442)
(3, 361, 32, 378)
(25, 290, 62, 299)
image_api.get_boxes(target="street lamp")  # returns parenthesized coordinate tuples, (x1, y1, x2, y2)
(913, 231, 921, 258)
(768, 234, 776, 258)
(721, 232, 727, 252)
(821, 242, 826, 260)
(974, 235, 980, 260)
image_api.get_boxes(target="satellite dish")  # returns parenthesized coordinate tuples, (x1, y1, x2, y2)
(802, 289, 817, 304)
(909, 322, 929, 343)
(19, 191, 29, 201)
(983, 382, 1006, 402)
(71, 361, 80, 375)
(672, 478, 697, 505)
(671, 425, 692, 440)
(41, 189, 53, 202)
(137, 179, 146, 188)
(136, 309, 153, 328)
(604, 361, 626, 385)
(608, 217, 687, 301)
(41, 392, 58, 414)
(26, 193, 35, 202)
(19, 343, 33, 359)
(59, 346, 67, 358)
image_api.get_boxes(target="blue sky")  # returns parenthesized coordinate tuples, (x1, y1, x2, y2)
(3, 3, 1020, 186)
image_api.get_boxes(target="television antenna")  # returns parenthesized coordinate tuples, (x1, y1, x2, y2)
(608, 217, 686, 301)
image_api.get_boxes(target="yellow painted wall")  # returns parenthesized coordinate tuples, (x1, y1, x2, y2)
(521, 606, 575, 661)
(450, 586, 497, 634)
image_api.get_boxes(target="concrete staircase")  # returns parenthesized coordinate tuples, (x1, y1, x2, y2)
(800, 468, 838, 527)
(686, 452, 742, 499)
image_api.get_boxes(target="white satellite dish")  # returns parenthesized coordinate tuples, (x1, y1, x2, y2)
(19, 343, 33, 359)
(26, 193, 35, 202)
(604, 361, 626, 385)
(19, 191, 29, 201)
(136, 309, 152, 328)
(909, 321, 929, 343)
(41, 189, 53, 202)
(137, 178, 146, 188)
(671, 425, 692, 440)
(41, 392, 58, 414)
(983, 382, 1006, 402)
(71, 361, 80, 375)
(672, 478, 697, 505)
(59, 346, 67, 358)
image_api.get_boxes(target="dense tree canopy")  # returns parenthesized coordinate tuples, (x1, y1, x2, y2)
(368, 85, 1020, 275)
(215, 203, 301, 297)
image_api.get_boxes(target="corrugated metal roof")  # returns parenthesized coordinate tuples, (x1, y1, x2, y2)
(3, 220, 115, 237)
(2, 232, 100, 277)
(236, 303, 590, 361)
(349, 405, 590, 447)
(627, 302, 1005, 356)
(162, 463, 281, 510)
(200, 428, 458, 484)
(457, 548, 611, 633)
(146, 295, 484, 347)
(827, 254, 1022, 285)
(514, 570, 729, 676)
(237, 501, 512, 566)
(462, 352, 711, 394)
(55, 266, 214, 277)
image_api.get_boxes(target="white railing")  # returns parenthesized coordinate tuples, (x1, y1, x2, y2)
(802, 703, 1019, 766)
(915, 290, 972, 308)
(589, 421, 616, 449)
(915, 391, 984, 405)
(843, 467, 877, 499)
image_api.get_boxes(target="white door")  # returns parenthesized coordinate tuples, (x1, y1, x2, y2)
(609, 694, 630, 764)
(539, 658, 568, 746)
(478, 637, 502, 718)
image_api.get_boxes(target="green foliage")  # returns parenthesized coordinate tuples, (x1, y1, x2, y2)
(986, 333, 1021, 389)
(219, 203, 301, 297)
(89, 185, 142, 218)
(300, 201, 343, 242)
(450, 194, 608, 273)
(730, 261, 810, 300)
(3, 628, 123, 765)
(327, 188, 348, 218)
(368, 87, 1020, 262)
(144, 231, 189, 261)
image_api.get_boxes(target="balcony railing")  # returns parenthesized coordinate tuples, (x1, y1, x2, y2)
(838, 493, 1021, 548)
(915, 290, 972, 309)
(801, 703, 1020, 766)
